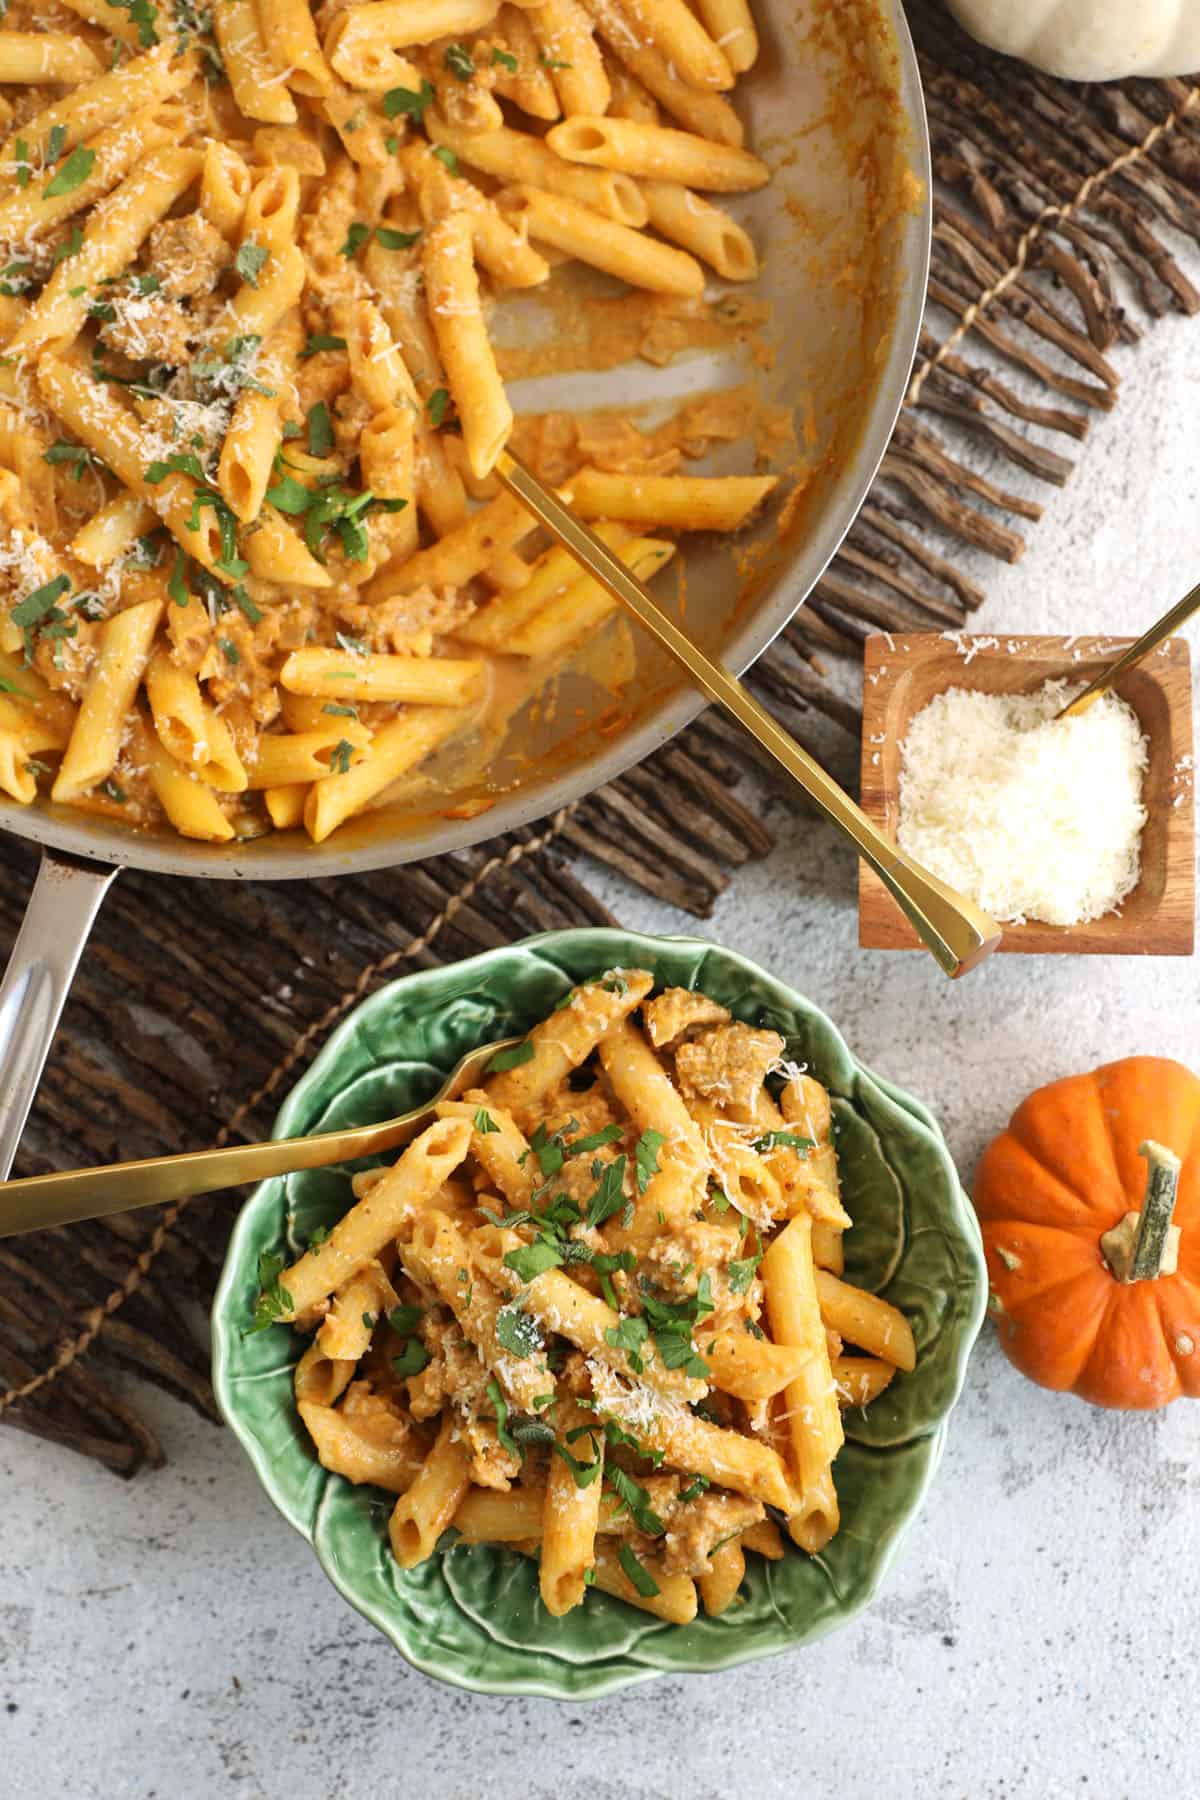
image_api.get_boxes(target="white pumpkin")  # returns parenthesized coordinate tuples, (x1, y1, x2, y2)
(943, 0, 1200, 81)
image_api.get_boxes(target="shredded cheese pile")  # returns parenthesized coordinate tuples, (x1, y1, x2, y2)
(896, 679, 1150, 926)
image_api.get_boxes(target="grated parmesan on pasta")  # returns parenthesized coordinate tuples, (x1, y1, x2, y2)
(896, 679, 1150, 927)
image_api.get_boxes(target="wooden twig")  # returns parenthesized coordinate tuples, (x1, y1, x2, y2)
(854, 502, 988, 608)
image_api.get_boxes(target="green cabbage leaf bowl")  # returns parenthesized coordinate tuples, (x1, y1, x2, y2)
(212, 929, 985, 1698)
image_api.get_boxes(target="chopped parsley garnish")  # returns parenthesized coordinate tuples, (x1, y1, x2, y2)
(678, 1474, 710, 1504)
(11, 573, 71, 634)
(14, 139, 31, 188)
(495, 1302, 542, 1360)
(487, 1375, 517, 1457)
(332, 490, 407, 560)
(591, 1248, 634, 1309)
(0, 674, 29, 697)
(219, 636, 240, 664)
(339, 221, 370, 258)
(604, 1313, 648, 1375)
(307, 400, 333, 457)
(533, 1391, 556, 1410)
(300, 333, 348, 359)
(0, 261, 32, 297)
(307, 1225, 329, 1251)
(528, 1118, 573, 1178)
(168, 547, 191, 612)
(553, 1438, 602, 1489)
(426, 386, 450, 427)
(444, 42, 474, 79)
(606, 1465, 665, 1536)
(728, 1254, 762, 1295)
(248, 1250, 292, 1333)
(392, 1337, 430, 1377)
(110, 0, 159, 46)
(335, 631, 368, 657)
(231, 584, 262, 624)
(43, 439, 95, 481)
(328, 738, 354, 774)
(431, 146, 458, 173)
(583, 1154, 627, 1230)
(387, 1304, 422, 1336)
(382, 79, 435, 121)
(753, 1131, 814, 1154)
(46, 125, 67, 166)
(234, 241, 268, 286)
(473, 1106, 499, 1135)
(487, 1038, 534, 1073)
(617, 1543, 659, 1597)
(145, 450, 205, 486)
(361, 1312, 376, 1330)
(638, 1275, 713, 1380)
(492, 46, 518, 71)
(51, 226, 83, 266)
(708, 1186, 731, 1214)
(101, 778, 127, 804)
(635, 1128, 666, 1195)
(265, 472, 310, 514)
(322, 701, 358, 719)
(569, 1122, 624, 1156)
(44, 146, 95, 198)
(539, 53, 573, 69)
(264, 472, 405, 563)
(503, 1237, 562, 1284)
(375, 226, 421, 251)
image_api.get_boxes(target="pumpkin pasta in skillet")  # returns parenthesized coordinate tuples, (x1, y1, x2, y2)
(0, 0, 778, 845)
(255, 969, 916, 1621)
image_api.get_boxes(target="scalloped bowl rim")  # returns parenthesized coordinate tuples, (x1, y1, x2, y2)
(212, 929, 985, 1698)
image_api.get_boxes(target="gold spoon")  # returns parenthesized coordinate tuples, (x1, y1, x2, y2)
(0, 1035, 521, 1238)
(495, 450, 1001, 980)
(1057, 576, 1200, 718)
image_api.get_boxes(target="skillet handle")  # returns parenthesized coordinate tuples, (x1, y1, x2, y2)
(0, 848, 118, 1182)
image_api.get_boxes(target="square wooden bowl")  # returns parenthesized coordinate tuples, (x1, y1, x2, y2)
(858, 634, 1195, 956)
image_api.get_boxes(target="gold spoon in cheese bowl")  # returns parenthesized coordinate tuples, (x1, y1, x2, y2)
(494, 450, 1001, 980)
(1056, 575, 1200, 718)
(0, 1035, 523, 1238)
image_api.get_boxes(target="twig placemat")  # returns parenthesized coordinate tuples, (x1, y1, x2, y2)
(3, 0, 1200, 1471)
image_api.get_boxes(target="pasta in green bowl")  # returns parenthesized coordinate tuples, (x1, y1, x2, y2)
(212, 929, 985, 1698)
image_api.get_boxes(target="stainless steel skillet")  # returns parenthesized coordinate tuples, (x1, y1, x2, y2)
(0, 0, 931, 1179)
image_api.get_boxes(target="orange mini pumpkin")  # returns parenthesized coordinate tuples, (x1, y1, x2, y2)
(974, 1056, 1200, 1410)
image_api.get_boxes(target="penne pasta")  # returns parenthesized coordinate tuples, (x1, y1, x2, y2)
(0, 0, 788, 859)
(498, 185, 704, 296)
(762, 1213, 843, 1553)
(548, 115, 769, 191)
(569, 468, 778, 531)
(257, 974, 915, 1622)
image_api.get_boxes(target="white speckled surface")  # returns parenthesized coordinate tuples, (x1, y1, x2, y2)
(3, 318, 1199, 1800)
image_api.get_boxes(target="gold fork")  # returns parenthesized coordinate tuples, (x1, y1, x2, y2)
(495, 450, 1001, 980)
(0, 1035, 522, 1239)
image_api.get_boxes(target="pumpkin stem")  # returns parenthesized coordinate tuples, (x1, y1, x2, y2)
(1130, 1140, 1183, 1281)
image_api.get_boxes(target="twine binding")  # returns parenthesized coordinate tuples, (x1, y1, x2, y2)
(907, 82, 1200, 405)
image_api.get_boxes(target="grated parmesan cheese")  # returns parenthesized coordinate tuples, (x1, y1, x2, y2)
(896, 679, 1150, 927)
